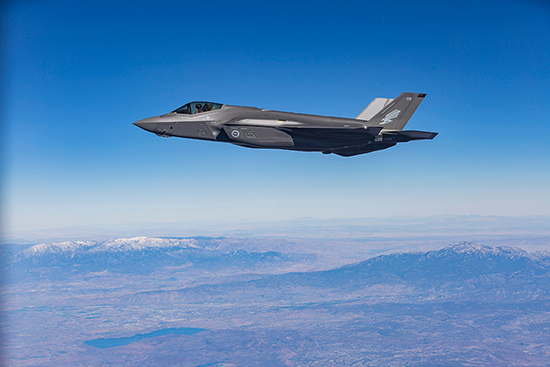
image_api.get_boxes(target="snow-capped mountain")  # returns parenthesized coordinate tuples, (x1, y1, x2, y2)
(358, 242, 547, 278)
(7, 237, 306, 277)
(19, 236, 201, 259)
(428, 241, 543, 260)
(242, 242, 550, 302)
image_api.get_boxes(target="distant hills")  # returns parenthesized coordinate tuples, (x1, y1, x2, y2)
(5, 238, 550, 366)
(5, 236, 312, 277)
(8, 238, 550, 283)
(7, 238, 550, 303)
(245, 242, 550, 303)
(318, 242, 550, 285)
(10, 237, 549, 303)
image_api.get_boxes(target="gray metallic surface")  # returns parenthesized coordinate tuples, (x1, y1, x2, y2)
(133, 93, 437, 157)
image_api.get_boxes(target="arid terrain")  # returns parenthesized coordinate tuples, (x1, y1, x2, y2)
(2, 236, 550, 366)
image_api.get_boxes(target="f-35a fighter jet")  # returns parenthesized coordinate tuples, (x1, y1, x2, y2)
(133, 92, 436, 157)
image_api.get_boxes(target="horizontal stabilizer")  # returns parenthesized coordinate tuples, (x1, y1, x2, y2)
(390, 130, 438, 140)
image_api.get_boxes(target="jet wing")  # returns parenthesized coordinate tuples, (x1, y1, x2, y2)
(279, 126, 383, 139)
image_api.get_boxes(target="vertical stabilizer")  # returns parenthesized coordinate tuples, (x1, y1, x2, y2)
(366, 92, 426, 130)
(356, 98, 394, 121)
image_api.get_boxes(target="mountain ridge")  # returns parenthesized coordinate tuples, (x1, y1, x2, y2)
(18, 236, 202, 259)
(6, 236, 312, 277)
(102, 241, 550, 307)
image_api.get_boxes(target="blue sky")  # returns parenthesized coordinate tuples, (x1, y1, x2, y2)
(2, 0, 550, 238)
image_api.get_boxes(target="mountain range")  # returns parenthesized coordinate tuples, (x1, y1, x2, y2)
(11, 237, 550, 305)
(4, 238, 550, 366)
(5, 236, 312, 277)
(105, 241, 550, 307)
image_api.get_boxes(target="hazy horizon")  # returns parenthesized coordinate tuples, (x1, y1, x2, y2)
(4, 214, 550, 248)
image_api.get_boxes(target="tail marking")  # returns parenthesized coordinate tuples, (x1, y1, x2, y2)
(380, 109, 401, 125)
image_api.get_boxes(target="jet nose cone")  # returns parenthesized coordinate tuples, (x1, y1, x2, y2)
(133, 116, 159, 132)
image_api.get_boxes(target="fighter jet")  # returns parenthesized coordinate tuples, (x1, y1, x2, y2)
(133, 92, 436, 157)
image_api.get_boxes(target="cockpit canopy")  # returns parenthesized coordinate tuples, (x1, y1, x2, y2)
(172, 102, 223, 115)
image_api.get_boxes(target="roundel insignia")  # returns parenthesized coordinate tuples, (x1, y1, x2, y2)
(231, 129, 240, 138)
